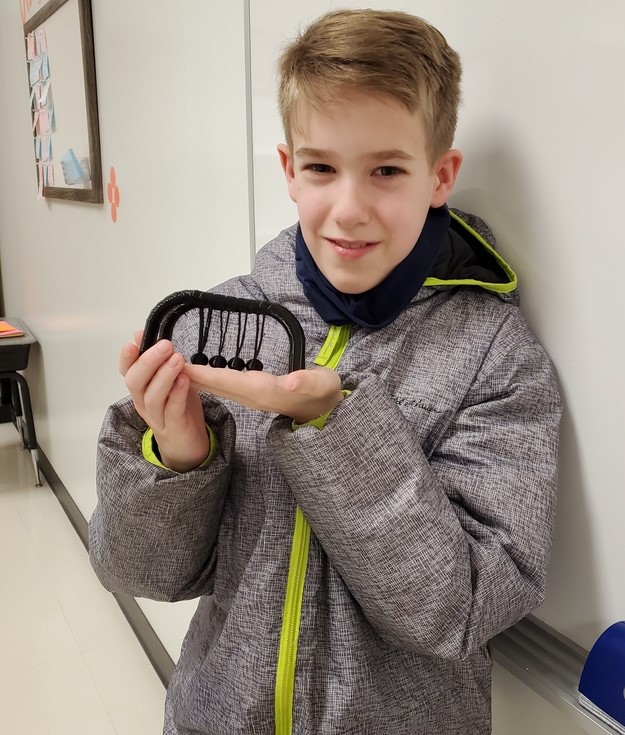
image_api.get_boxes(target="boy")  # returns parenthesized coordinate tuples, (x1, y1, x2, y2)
(89, 9, 560, 735)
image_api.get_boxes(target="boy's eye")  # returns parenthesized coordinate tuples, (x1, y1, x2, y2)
(305, 164, 334, 174)
(374, 166, 403, 177)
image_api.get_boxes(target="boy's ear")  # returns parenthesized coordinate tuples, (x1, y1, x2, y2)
(430, 149, 463, 208)
(277, 144, 298, 203)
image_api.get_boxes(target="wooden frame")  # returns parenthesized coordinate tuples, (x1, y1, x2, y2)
(24, 0, 102, 203)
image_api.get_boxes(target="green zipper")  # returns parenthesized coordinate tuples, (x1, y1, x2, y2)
(312, 324, 351, 370)
(274, 324, 351, 735)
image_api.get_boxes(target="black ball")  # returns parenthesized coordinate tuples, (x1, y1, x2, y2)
(246, 358, 264, 371)
(209, 355, 228, 368)
(228, 356, 246, 371)
(190, 353, 209, 365)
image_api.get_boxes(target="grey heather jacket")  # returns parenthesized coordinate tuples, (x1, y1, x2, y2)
(89, 211, 561, 734)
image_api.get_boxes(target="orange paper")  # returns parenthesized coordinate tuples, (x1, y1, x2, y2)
(0, 321, 25, 338)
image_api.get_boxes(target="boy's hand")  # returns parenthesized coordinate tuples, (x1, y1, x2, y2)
(120, 332, 210, 472)
(183, 363, 343, 425)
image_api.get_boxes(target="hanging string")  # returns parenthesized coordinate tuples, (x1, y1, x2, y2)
(191, 307, 212, 365)
(228, 311, 248, 371)
(246, 313, 265, 371)
(209, 310, 230, 368)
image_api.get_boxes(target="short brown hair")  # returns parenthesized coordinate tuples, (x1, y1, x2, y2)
(278, 9, 462, 165)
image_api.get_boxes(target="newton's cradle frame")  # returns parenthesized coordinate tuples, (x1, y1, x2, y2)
(140, 290, 306, 373)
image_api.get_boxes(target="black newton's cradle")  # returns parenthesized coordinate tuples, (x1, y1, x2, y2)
(139, 290, 306, 373)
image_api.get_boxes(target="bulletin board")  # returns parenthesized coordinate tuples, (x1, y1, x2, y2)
(23, 0, 102, 202)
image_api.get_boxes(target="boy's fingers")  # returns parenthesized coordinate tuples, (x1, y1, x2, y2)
(184, 363, 250, 396)
(140, 351, 185, 418)
(119, 342, 140, 377)
(183, 363, 341, 420)
(281, 367, 339, 396)
(119, 330, 149, 377)
(162, 371, 190, 423)
(184, 364, 279, 408)
(123, 340, 175, 395)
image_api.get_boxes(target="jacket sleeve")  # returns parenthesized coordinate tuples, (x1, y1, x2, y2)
(88, 394, 236, 602)
(266, 323, 561, 661)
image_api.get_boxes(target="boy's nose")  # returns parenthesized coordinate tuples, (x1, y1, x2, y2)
(332, 179, 370, 229)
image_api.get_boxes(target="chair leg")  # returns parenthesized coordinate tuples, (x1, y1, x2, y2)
(31, 448, 42, 486)
(9, 380, 25, 444)
(9, 373, 41, 486)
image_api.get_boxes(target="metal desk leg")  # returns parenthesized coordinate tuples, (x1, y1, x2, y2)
(16, 374, 41, 487)
(3, 372, 41, 486)
(9, 380, 27, 447)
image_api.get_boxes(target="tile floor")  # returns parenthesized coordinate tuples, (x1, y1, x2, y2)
(0, 423, 166, 734)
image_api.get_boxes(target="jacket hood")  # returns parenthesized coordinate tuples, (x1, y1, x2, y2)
(424, 209, 518, 304)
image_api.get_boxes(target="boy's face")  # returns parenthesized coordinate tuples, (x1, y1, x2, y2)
(278, 91, 462, 294)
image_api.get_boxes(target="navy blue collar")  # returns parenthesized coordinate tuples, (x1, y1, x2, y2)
(295, 205, 450, 330)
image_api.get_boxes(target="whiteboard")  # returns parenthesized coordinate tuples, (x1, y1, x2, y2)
(249, 0, 625, 653)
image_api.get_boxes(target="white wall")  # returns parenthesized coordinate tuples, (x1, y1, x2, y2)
(0, 0, 252, 658)
(492, 664, 587, 735)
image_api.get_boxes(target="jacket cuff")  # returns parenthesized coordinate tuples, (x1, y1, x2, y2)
(292, 390, 352, 431)
(141, 424, 218, 472)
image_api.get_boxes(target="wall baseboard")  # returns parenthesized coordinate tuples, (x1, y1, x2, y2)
(37, 450, 175, 688)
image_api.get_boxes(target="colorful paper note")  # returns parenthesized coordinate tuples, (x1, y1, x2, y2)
(36, 28, 47, 54)
(0, 321, 25, 339)
(36, 106, 49, 136)
(61, 149, 86, 185)
(39, 80, 50, 106)
(40, 53, 49, 80)
(29, 57, 41, 86)
(27, 32, 35, 60)
(41, 135, 51, 162)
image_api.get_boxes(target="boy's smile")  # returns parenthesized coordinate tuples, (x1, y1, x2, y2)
(278, 91, 461, 294)
(326, 238, 379, 258)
